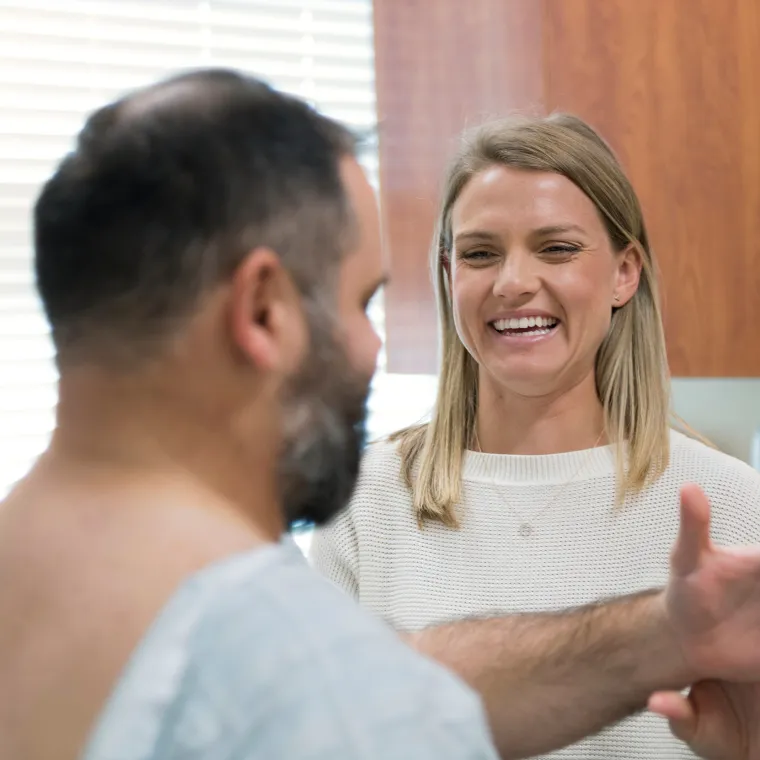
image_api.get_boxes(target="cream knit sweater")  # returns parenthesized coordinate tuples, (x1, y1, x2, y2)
(310, 430, 760, 760)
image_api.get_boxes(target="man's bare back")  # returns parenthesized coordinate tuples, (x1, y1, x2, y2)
(0, 455, 263, 760)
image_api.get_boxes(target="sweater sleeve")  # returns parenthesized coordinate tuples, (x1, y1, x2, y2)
(703, 458, 760, 547)
(671, 433, 760, 547)
(309, 508, 361, 600)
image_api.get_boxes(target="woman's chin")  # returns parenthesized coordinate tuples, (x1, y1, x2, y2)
(482, 360, 574, 398)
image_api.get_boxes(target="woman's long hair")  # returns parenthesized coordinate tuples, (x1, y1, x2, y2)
(393, 113, 672, 528)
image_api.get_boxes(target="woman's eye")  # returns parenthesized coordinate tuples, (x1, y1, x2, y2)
(542, 244, 581, 255)
(462, 249, 494, 261)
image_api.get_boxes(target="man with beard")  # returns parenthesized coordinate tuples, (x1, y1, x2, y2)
(0, 68, 757, 760)
(0, 68, 496, 760)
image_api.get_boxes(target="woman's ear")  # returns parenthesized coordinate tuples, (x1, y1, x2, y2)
(612, 244, 643, 307)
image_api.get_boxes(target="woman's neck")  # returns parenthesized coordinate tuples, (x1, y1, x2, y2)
(475, 370, 606, 455)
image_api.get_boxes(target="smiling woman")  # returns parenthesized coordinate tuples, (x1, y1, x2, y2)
(451, 164, 642, 409)
(310, 112, 760, 760)
(402, 113, 670, 524)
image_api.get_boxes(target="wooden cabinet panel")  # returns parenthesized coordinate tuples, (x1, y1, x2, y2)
(544, 0, 760, 375)
(374, 0, 760, 376)
(373, 0, 544, 373)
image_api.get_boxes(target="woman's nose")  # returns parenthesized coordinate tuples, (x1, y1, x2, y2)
(493, 250, 540, 300)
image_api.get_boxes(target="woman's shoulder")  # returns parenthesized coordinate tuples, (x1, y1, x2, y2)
(347, 436, 412, 511)
(667, 429, 760, 542)
(355, 437, 406, 484)
(310, 437, 417, 569)
(668, 429, 760, 487)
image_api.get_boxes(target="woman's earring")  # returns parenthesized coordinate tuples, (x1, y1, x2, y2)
(613, 294, 621, 303)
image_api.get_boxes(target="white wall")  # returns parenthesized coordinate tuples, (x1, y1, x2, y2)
(672, 378, 760, 465)
(369, 375, 760, 465)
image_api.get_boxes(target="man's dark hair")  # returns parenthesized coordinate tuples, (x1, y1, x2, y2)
(33, 68, 357, 365)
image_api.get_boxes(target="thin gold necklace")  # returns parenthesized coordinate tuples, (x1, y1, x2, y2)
(472, 429, 605, 538)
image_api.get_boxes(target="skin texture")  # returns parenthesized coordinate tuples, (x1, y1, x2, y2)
(450, 165, 641, 455)
(649, 682, 760, 759)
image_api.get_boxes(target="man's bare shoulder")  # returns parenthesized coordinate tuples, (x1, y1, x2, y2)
(0, 469, 267, 760)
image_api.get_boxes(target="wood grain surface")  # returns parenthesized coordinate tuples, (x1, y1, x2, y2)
(374, 0, 760, 376)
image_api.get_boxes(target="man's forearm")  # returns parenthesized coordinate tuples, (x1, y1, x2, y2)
(404, 590, 696, 760)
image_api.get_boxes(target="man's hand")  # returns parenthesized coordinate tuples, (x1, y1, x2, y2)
(665, 483, 760, 682)
(649, 681, 760, 760)
(395, 483, 760, 759)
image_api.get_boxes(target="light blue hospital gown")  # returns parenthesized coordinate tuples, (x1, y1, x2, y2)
(82, 540, 498, 759)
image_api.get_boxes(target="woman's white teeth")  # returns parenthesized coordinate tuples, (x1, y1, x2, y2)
(493, 316, 558, 331)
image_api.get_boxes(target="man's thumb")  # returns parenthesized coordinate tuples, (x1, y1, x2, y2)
(648, 691, 697, 743)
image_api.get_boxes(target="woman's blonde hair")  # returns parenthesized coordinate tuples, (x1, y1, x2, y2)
(393, 113, 673, 528)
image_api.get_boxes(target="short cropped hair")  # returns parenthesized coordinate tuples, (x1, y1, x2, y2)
(34, 68, 357, 365)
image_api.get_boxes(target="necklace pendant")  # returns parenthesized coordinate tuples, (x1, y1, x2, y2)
(518, 522, 533, 538)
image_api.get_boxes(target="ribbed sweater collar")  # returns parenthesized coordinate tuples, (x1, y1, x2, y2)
(462, 443, 618, 484)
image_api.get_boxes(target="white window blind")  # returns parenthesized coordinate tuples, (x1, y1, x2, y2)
(0, 0, 391, 499)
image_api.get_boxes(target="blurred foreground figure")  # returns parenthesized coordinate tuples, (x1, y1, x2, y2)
(0, 69, 495, 760)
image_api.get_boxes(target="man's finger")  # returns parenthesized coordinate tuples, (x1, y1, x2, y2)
(648, 691, 696, 742)
(670, 484, 712, 575)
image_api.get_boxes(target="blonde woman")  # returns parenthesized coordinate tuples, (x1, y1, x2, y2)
(311, 114, 760, 759)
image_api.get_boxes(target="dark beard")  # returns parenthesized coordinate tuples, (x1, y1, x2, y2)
(278, 310, 371, 529)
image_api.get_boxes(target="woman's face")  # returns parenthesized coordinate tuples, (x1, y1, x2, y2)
(449, 165, 641, 398)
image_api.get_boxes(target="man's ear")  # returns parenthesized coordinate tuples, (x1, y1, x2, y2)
(227, 248, 307, 374)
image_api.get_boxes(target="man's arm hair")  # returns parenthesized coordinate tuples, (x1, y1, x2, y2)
(403, 589, 695, 760)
